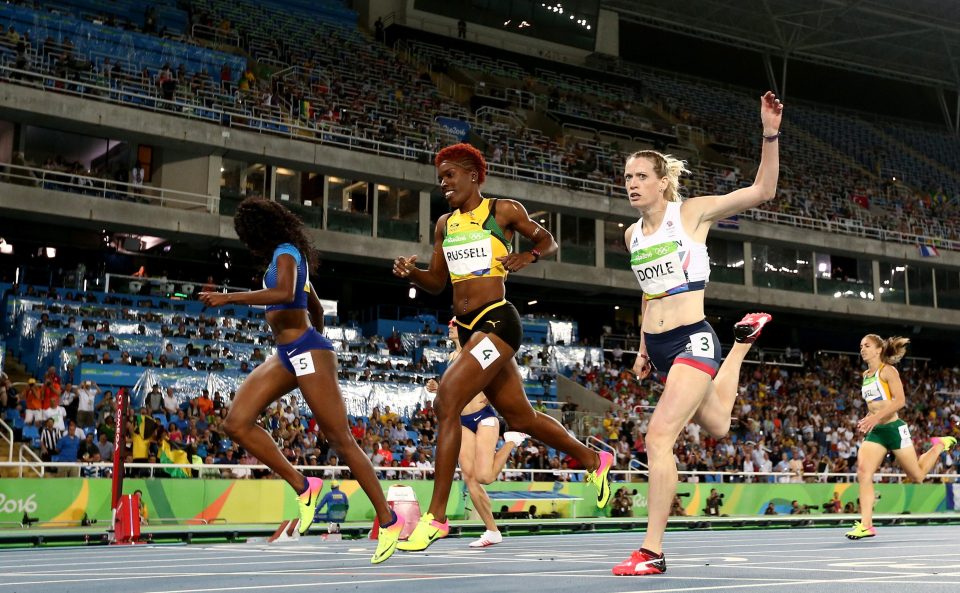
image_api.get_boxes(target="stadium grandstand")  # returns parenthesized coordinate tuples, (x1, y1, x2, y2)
(0, 0, 959, 590)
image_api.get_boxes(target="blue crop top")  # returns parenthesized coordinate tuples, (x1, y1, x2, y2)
(262, 243, 311, 312)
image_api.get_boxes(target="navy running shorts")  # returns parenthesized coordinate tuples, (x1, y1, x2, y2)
(460, 404, 498, 433)
(644, 319, 721, 378)
(276, 327, 335, 376)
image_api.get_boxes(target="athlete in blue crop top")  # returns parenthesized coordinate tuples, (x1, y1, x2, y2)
(198, 198, 403, 564)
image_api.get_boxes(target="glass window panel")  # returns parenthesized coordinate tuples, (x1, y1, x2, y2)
(816, 254, 873, 300)
(604, 220, 632, 271)
(935, 269, 960, 310)
(274, 167, 301, 204)
(878, 262, 906, 305)
(377, 184, 419, 242)
(327, 177, 372, 236)
(706, 237, 745, 285)
(219, 159, 265, 216)
(560, 214, 595, 266)
(752, 243, 813, 293)
(906, 265, 934, 307)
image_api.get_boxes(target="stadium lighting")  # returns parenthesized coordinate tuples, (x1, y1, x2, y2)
(614, 305, 620, 310)
(408, 286, 417, 299)
(0, 239, 12, 255)
(617, 223, 624, 228)
(45, 247, 57, 258)
(527, 300, 538, 305)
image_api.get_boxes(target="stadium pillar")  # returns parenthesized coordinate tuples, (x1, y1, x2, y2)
(595, 219, 605, 269)
(418, 191, 430, 245)
(742, 242, 754, 288)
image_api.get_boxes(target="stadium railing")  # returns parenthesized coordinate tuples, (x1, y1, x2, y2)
(0, 461, 955, 484)
(1, 63, 955, 252)
(0, 162, 218, 214)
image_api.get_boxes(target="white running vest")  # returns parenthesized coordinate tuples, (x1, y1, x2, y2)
(629, 201, 710, 299)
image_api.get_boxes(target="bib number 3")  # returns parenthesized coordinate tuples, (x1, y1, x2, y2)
(689, 331, 715, 359)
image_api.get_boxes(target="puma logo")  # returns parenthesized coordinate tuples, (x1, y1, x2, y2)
(486, 320, 500, 328)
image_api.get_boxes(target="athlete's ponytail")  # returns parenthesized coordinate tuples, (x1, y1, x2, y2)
(865, 334, 910, 365)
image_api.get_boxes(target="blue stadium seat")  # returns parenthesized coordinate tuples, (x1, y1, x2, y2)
(22, 424, 39, 441)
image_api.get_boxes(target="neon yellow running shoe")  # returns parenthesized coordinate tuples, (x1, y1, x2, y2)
(585, 451, 615, 508)
(844, 521, 876, 540)
(396, 512, 449, 552)
(931, 436, 958, 453)
(296, 476, 323, 534)
(372, 512, 404, 564)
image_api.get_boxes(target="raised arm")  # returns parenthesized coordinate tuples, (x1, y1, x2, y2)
(686, 91, 784, 228)
(393, 215, 450, 295)
(495, 199, 557, 272)
(199, 254, 298, 307)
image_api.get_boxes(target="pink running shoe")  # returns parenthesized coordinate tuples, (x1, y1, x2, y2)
(612, 548, 667, 575)
(734, 312, 773, 344)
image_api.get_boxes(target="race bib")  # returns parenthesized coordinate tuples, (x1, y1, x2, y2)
(861, 375, 884, 402)
(898, 423, 912, 449)
(631, 241, 687, 295)
(469, 336, 500, 370)
(289, 352, 315, 377)
(442, 230, 494, 277)
(689, 331, 716, 359)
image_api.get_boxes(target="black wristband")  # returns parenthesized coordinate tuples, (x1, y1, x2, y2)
(763, 132, 781, 142)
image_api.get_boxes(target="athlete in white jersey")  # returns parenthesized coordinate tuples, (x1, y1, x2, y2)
(613, 92, 783, 576)
(845, 334, 956, 540)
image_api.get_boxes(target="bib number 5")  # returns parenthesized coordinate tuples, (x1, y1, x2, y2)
(289, 352, 316, 377)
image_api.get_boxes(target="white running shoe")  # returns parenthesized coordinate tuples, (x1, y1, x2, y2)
(503, 431, 528, 446)
(468, 529, 503, 548)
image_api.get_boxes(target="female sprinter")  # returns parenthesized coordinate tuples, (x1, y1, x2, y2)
(198, 198, 402, 564)
(393, 143, 613, 551)
(845, 334, 956, 540)
(425, 321, 528, 547)
(613, 91, 783, 576)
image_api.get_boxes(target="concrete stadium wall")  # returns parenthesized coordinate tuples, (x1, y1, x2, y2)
(2, 84, 960, 326)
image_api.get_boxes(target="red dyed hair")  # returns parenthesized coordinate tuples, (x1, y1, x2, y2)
(435, 143, 487, 185)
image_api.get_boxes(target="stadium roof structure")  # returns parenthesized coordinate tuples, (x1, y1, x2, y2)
(604, 0, 960, 89)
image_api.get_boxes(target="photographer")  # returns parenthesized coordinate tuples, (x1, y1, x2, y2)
(671, 492, 689, 516)
(705, 488, 724, 516)
(764, 502, 777, 515)
(611, 487, 635, 518)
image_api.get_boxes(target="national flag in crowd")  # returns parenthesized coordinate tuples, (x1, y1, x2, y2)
(919, 245, 940, 257)
(717, 215, 740, 230)
(851, 190, 869, 209)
